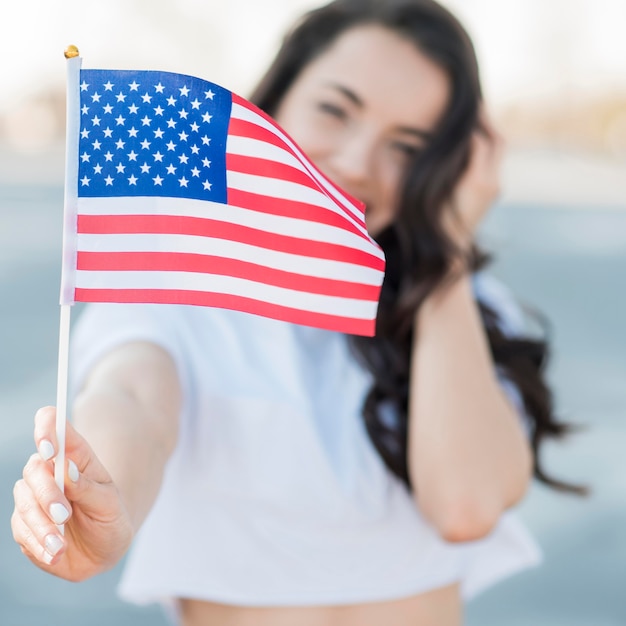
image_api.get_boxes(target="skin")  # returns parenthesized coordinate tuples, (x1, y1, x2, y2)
(12, 24, 531, 626)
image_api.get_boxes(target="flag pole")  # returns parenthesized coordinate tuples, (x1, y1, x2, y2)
(55, 45, 82, 502)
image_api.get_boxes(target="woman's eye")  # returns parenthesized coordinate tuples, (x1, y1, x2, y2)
(317, 102, 348, 120)
(392, 142, 422, 160)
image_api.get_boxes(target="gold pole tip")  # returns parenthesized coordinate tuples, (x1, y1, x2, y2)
(64, 45, 79, 59)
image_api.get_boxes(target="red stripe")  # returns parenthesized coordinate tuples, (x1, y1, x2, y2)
(74, 287, 376, 336)
(77, 251, 381, 300)
(226, 188, 372, 244)
(77, 214, 384, 270)
(230, 95, 366, 214)
(226, 153, 322, 193)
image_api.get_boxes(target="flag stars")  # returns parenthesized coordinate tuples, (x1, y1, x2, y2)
(103, 81, 114, 91)
(202, 112, 212, 123)
(153, 151, 164, 162)
(91, 115, 101, 126)
(202, 158, 211, 168)
(166, 140, 177, 151)
(81, 105, 89, 115)
(127, 150, 138, 161)
(178, 176, 189, 187)
(104, 175, 114, 185)
(91, 92, 101, 102)
(141, 92, 152, 103)
(154, 82, 165, 94)
(92, 139, 102, 150)
(190, 144, 200, 155)
(190, 167, 200, 177)
(80, 128, 90, 139)
(103, 127, 113, 138)
(179, 154, 189, 164)
(80, 175, 90, 186)
(204, 89, 214, 99)
(178, 131, 188, 141)
(103, 104, 113, 114)
(80, 152, 91, 162)
(129, 81, 140, 91)
(116, 163, 126, 173)
(202, 180, 212, 190)
(140, 162, 151, 174)
(93, 164, 103, 174)
(116, 92, 127, 102)
(178, 109, 189, 120)
(179, 85, 190, 97)
(166, 95, 177, 106)
(190, 98, 201, 110)
(115, 139, 125, 149)
(166, 164, 177, 175)
(154, 105, 164, 116)
(166, 118, 177, 129)
(154, 128, 165, 139)
(128, 174, 138, 185)
(128, 103, 139, 114)
(128, 127, 139, 138)
(153, 174, 164, 185)
(115, 114, 126, 126)
(141, 115, 152, 126)
(80, 81, 89, 92)
(104, 151, 114, 161)
(190, 122, 199, 133)
(140, 139, 151, 150)
(201, 135, 211, 145)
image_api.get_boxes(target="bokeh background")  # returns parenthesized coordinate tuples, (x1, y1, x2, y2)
(1, 1, 624, 624)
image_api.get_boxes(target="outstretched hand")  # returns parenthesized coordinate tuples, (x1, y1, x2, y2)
(11, 406, 134, 582)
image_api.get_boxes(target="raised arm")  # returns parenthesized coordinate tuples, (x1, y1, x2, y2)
(408, 113, 533, 543)
(11, 341, 181, 581)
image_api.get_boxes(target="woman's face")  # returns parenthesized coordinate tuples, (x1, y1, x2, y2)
(274, 24, 451, 237)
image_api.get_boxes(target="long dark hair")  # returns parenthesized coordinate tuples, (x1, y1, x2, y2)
(250, 0, 583, 494)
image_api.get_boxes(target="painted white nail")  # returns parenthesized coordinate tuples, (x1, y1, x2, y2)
(68, 460, 79, 483)
(49, 503, 70, 525)
(45, 534, 63, 557)
(42, 550, 53, 565)
(38, 440, 55, 461)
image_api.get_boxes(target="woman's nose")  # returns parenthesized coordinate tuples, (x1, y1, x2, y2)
(325, 131, 376, 194)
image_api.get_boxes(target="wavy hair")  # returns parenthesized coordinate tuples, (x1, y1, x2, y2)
(250, 0, 584, 494)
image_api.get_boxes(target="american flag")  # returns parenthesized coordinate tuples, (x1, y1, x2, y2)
(62, 67, 385, 336)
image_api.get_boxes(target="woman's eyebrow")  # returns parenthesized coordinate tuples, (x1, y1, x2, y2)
(323, 82, 434, 140)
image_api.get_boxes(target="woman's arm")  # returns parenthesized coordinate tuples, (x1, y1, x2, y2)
(408, 270, 533, 544)
(11, 341, 181, 581)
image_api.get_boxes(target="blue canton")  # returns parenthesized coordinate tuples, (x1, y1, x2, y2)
(77, 69, 231, 202)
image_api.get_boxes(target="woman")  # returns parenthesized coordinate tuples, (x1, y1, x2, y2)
(12, 1, 577, 624)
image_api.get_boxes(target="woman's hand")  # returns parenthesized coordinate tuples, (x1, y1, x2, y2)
(444, 107, 505, 251)
(11, 406, 134, 582)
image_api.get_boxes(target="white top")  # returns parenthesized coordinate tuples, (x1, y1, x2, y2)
(70, 273, 541, 610)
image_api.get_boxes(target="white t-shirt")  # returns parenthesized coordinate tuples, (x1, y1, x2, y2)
(70, 273, 541, 610)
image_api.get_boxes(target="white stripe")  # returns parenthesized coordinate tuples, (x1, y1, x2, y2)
(77, 233, 384, 286)
(77, 197, 384, 260)
(227, 135, 308, 173)
(231, 102, 366, 224)
(75, 270, 379, 319)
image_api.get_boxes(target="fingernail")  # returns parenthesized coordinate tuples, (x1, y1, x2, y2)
(38, 439, 55, 461)
(42, 550, 53, 565)
(68, 460, 79, 483)
(45, 534, 63, 557)
(49, 503, 70, 525)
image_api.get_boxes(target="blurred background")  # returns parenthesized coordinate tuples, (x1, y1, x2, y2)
(0, 1, 624, 624)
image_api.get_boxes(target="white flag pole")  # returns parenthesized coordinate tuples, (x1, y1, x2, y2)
(55, 47, 82, 500)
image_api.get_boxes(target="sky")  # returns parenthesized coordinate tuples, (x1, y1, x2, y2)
(1, 0, 626, 115)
